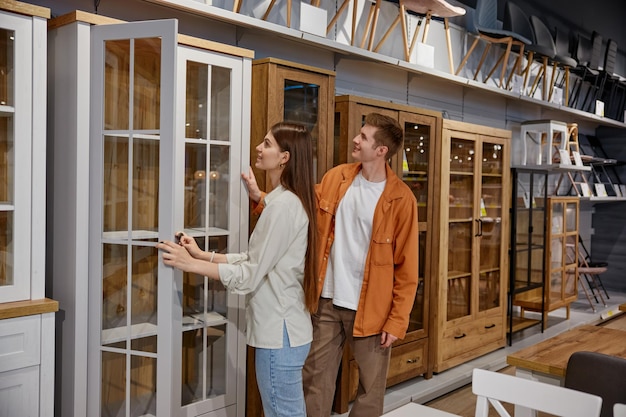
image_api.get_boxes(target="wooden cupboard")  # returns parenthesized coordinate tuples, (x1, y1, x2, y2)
(332, 95, 441, 413)
(246, 57, 336, 417)
(431, 120, 510, 373)
(48, 12, 252, 417)
(513, 196, 579, 329)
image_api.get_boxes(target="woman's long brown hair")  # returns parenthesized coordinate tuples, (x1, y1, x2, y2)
(271, 122, 319, 313)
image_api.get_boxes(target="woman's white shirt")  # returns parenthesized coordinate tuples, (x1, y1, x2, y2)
(218, 185, 312, 349)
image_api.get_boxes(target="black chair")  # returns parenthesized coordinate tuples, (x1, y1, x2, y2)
(553, 26, 578, 106)
(500, 2, 554, 98)
(565, 351, 626, 417)
(570, 31, 603, 112)
(598, 39, 625, 120)
(455, 0, 531, 88)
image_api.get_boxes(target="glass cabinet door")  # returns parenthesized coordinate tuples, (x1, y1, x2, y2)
(398, 111, 436, 341)
(478, 140, 505, 313)
(563, 200, 579, 300)
(0, 13, 30, 303)
(177, 45, 245, 415)
(446, 135, 475, 321)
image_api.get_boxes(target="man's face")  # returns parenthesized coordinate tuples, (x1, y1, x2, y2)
(351, 124, 385, 162)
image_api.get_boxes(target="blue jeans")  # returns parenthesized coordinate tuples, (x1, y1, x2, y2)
(255, 324, 311, 417)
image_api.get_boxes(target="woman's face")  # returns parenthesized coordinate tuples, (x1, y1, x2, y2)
(254, 131, 287, 172)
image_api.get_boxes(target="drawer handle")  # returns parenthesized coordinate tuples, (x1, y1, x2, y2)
(454, 333, 466, 339)
(485, 323, 496, 329)
(406, 358, 420, 364)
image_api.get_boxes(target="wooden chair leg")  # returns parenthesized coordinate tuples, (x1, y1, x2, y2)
(444, 18, 454, 74)
(373, 14, 401, 53)
(456, 36, 480, 76)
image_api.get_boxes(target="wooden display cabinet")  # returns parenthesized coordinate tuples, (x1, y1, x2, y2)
(431, 119, 510, 373)
(247, 57, 335, 417)
(250, 57, 335, 189)
(513, 196, 579, 329)
(48, 13, 252, 417)
(332, 95, 442, 413)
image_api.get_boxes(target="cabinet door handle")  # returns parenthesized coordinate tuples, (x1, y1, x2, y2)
(454, 333, 466, 339)
(406, 358, 420, 364)
(475, 218, 483, 236)
(485, 323, 496, 329)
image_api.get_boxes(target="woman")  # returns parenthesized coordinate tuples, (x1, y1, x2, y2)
(157, 122, 318, 417)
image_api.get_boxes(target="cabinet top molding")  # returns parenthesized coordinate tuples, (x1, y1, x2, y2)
(48, 10, 255, 59)
(0, 298, 59, 320)
(0, 0, 50, 19)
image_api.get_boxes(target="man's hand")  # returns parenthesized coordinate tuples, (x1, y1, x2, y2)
(241, 167, 261, 203)
(380, 331, 398, 348)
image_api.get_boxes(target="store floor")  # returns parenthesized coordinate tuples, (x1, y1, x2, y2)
(332, 289, 626, 416)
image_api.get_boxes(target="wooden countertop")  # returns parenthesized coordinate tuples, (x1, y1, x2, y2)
(620, 303, 626, 312)
(506, 325, 626, 378)
(0, 298, 59, 320)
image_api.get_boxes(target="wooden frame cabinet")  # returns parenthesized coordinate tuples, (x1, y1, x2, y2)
(250, 57, 335, 188)
(513, 196, 579, 329)
(332, 95, 442, 413)
(246, 57, 335, 417)
(48, 12, 252, 417)
(431, 119, 510, 373)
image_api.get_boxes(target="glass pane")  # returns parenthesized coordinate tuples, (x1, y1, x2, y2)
(101, 351, 126, 417)
(0, 113, 12, 288)
(564, 236, 578, 298)
(186, 61, 208, 140)
(551, 202, 564, 234)
(133, 38, 161, 131)
(565, 202, 577, 232)
(448, 222, 471, 275)
(105, 40, 130, 130)
(479, 270, 500, 311)
(283, 79, 319, 173)
(549, 269, 562, 299)
(402, 121, 430, 222)
(104, 136, 129, 234)
(211, 66, 231, 141)
(0, 29, 14, 106)
(185, 143, 208, 230)
(130, 245, 158, 351)
(130, 355, 157, 417)
(447, 277, 470, 320)
(209, 145, 230, 231)
(102, 243, 128, 349)
(482, 142, 503, 175)
(0, 212, 12, 287)
(450, 138, 474, 173)
(480, 219, 501, 270)
(0, 116, 12, 203)
(550, 237, 563, 270)
(132, 138, 159, 235)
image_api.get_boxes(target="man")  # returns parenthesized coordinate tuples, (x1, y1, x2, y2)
(243, 112, 419, 417)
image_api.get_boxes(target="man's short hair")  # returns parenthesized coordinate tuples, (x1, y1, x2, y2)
(365, 113, 404, 158)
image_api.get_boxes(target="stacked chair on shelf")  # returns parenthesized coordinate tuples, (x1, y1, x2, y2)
(552, 26, 578, 106)
(501, 2, 555, 98)
(455, 0, 531, 88)
(569, 31, 604, 112)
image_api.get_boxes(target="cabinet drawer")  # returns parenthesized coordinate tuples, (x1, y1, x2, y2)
(441, 314, 504, 362)
(346, 338, 428, 401)
(0, 315, 41, 373)
(386, 338, 428, 386)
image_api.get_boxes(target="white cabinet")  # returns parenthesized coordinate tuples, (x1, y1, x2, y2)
(49, 12, 252, 417)
(0, 3, 57, 417)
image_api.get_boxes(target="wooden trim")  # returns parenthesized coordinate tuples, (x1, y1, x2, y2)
(252, 57, 336, 76)
(48, 10, 254, 58)
(442, 119, 512, 139)
(0, 298, 59, 320)
(335, 94, 442, 119)
(0, 0, 50, 19)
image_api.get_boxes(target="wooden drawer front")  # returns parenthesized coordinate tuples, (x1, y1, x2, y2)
(441, 315, 503, 362)
(0, 315, 41, 373)
(346, 339, 428, 401)
(386, 338, 428, 387)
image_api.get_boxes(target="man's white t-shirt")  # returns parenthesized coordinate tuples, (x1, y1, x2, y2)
(321, 172, 386, 310)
